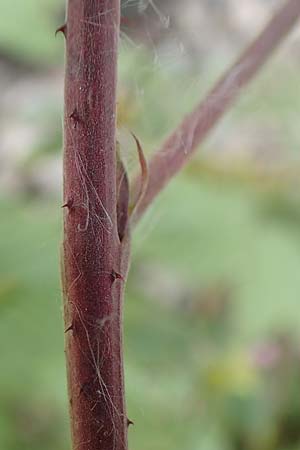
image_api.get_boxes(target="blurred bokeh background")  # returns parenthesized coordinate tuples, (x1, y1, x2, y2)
(1, 1, 300, 449)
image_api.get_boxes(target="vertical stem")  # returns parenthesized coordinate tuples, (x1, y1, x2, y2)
(63, 2, 127, 450)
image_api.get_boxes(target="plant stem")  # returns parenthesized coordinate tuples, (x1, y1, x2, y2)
(62, 2, 128, 450)
(134, 0, 300, 221)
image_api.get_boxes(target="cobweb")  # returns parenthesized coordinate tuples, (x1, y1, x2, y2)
(118, 0, 300, 178)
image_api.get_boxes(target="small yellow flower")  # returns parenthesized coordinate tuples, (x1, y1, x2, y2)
(205, 352, 258, 396)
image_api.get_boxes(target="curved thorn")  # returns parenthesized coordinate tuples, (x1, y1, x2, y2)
(127, 418, 134, 427)
(111, 270, 124, 283)
(65, 324, 74, 333)
(55, 23, 67, 38)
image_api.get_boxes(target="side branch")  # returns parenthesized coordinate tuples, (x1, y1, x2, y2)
(134, 0, 300, 221)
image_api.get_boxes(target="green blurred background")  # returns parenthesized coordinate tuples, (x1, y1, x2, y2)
(1, 1, 300, 449)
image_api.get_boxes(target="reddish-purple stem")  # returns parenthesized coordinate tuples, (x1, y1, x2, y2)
(63, 2, 129, 450)
(134, 0, 300, 221)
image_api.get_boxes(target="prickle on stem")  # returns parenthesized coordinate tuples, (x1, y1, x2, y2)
(69, 108, 80, 129)
(64, 323, 74, 333)
(127, 418, 134, 427)
(55, 23, 67, 37)
(62, 198, 74, 211)
(111, 270, 124, 283)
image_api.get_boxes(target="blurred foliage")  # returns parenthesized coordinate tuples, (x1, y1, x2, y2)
(0, 0, 63, 65)
(2, 2, 300, 450)
(2, 175, 300, 449)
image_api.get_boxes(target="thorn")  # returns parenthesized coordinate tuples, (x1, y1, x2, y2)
(64, 324, 74, 333)
(69, 108, 80, 128)
(62, 198, 74, 210)
(55, 23, 67, 37)
(111, 270, 124, 283)
(79, 381, 92, 398)
(127, 418, 134, 427)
